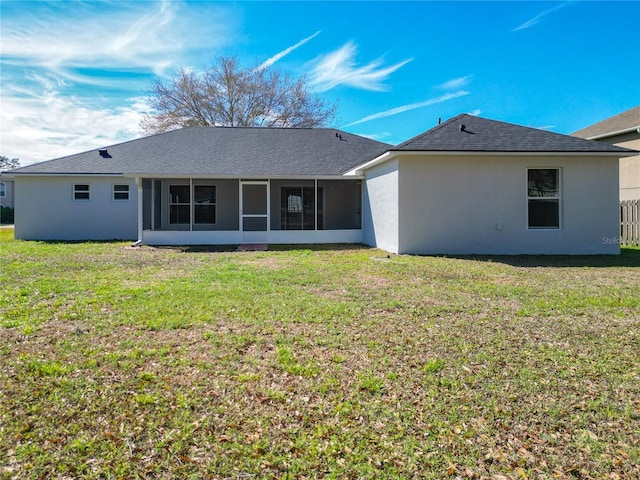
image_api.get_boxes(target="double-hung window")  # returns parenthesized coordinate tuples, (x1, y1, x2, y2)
(527, 168, 560, 229)
(73, 184, 90, 201)
(0, 182, 5, 197)
(194, 185, 216, 224)
(113, 184, 130, 201)
(169, 185, 190, 224)
(169, 184, 216, 225)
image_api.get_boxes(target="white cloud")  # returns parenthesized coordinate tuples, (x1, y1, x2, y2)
(308, 42, 412, 92)
(1, 1, 236, 82)
(0, 1, 239, 164)
(513, 1, 576, 32)
(437, 75, 473, 90)
(1, 86, 147, 165)
(468, 109, 482, 116)
(257, 31, 322, 71)
(355, 132, 393, 142)
(342, 91, 470, 127)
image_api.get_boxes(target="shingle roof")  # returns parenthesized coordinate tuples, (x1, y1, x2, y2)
(572, 106, 640, 139)
(393, 114, 636, 153)
(10, 127, 391, 176)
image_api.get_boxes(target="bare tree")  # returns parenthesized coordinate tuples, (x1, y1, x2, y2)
(141, 57, 336, 133)
(0, 156, 20, 171)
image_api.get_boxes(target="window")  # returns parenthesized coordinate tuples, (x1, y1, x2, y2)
(113, 184, 130, 201)
(73, 184, 90, 201)
(527, 168, 560, 229)
(0, 182, 5, 197)
(169, 185, 190, 224)
(280, 186, 322, 230)
(194, 185, 216, 224)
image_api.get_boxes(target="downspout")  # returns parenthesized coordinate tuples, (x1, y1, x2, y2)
(133, 177, 143, 246)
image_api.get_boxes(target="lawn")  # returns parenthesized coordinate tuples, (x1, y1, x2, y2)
(1, 229, 639, 479)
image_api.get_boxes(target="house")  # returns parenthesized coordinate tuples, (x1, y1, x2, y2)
(7, 114, 637, 254)
(572, 105, 640, 201)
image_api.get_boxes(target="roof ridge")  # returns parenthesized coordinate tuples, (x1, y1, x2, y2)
(393, 113, 469, 149)
(389, 113, 638, 154)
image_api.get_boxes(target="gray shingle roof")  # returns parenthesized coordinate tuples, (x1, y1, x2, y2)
(393, 114, 637, 153)
(10, 127, 391, 176)
(572, 106, 640, 139)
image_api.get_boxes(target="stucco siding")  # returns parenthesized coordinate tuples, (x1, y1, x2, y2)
(14, 176, 137, 240)
(615, 135, 640, 201)
(396, 155, 619, 255)
(362, 159, 399, 253)
(594, 133, 640, 201)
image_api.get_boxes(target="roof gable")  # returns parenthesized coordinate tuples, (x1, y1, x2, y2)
(10, 127, 391, 177)
(572, 106, 640, 139)
(393, 114, 636, 153)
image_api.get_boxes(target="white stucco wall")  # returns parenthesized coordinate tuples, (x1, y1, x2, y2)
(366, 154, 619, 255)
(362, 159, 400, 253)
(14, 176, 138, 240)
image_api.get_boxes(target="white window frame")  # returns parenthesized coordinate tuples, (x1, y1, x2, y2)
(73, 183, 91, 201)
(527, 168, 561, 230)
(0, 182, 5, 197)
(168, 184, 190, 224)
(112, 184, 130, 201)
(193, 184, 217, 225)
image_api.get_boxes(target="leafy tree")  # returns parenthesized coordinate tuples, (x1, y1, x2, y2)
(141, 56, 336, 134)
(0, 156, 20, 171)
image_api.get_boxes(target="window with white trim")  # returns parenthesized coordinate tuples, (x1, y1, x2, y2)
(0, 182, 5, 197)
(169, 185, 190, 224)
(194, 185, 216, 224)
(73, 184, 90, 201)
(527, 168, 560, 229)
(113, 184, 130, 201)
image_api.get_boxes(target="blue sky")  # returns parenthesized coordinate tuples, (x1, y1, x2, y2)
(1, 0, 639, 166)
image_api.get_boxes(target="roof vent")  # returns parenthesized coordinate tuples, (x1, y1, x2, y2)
(459, 124, 466, 132)
(335, 132, 344, 141)
(98, 149, 111, 158)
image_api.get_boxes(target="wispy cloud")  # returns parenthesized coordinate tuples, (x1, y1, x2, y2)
(308, 42, 412, 92)
(1, 0, 236, 81)
(356, 132, 393, 142)
(437, 75, 473, 90)
(0, 84, 147, 165)
(257, 31, 322, 71)
(342, 91, 470, 128)
(0, 0, 238, 164)
(468, 109, 482, 116)
(513, 1, 576, 32)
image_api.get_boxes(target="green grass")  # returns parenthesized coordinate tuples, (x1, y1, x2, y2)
(1, 229, 639, 479)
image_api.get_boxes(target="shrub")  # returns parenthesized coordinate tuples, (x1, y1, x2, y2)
(0, 206, 14, 224)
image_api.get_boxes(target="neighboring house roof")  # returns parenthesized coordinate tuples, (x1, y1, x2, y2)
(392, 114, 637, 153)
(9, 127, 391, 177)
(571, 106, 640, 139)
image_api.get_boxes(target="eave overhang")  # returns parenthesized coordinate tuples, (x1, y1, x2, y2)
(342, 149, 640, 176)
(584, 126, 640, 140)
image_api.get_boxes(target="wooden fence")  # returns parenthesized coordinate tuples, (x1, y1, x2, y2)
(620, 200, 640, 246)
